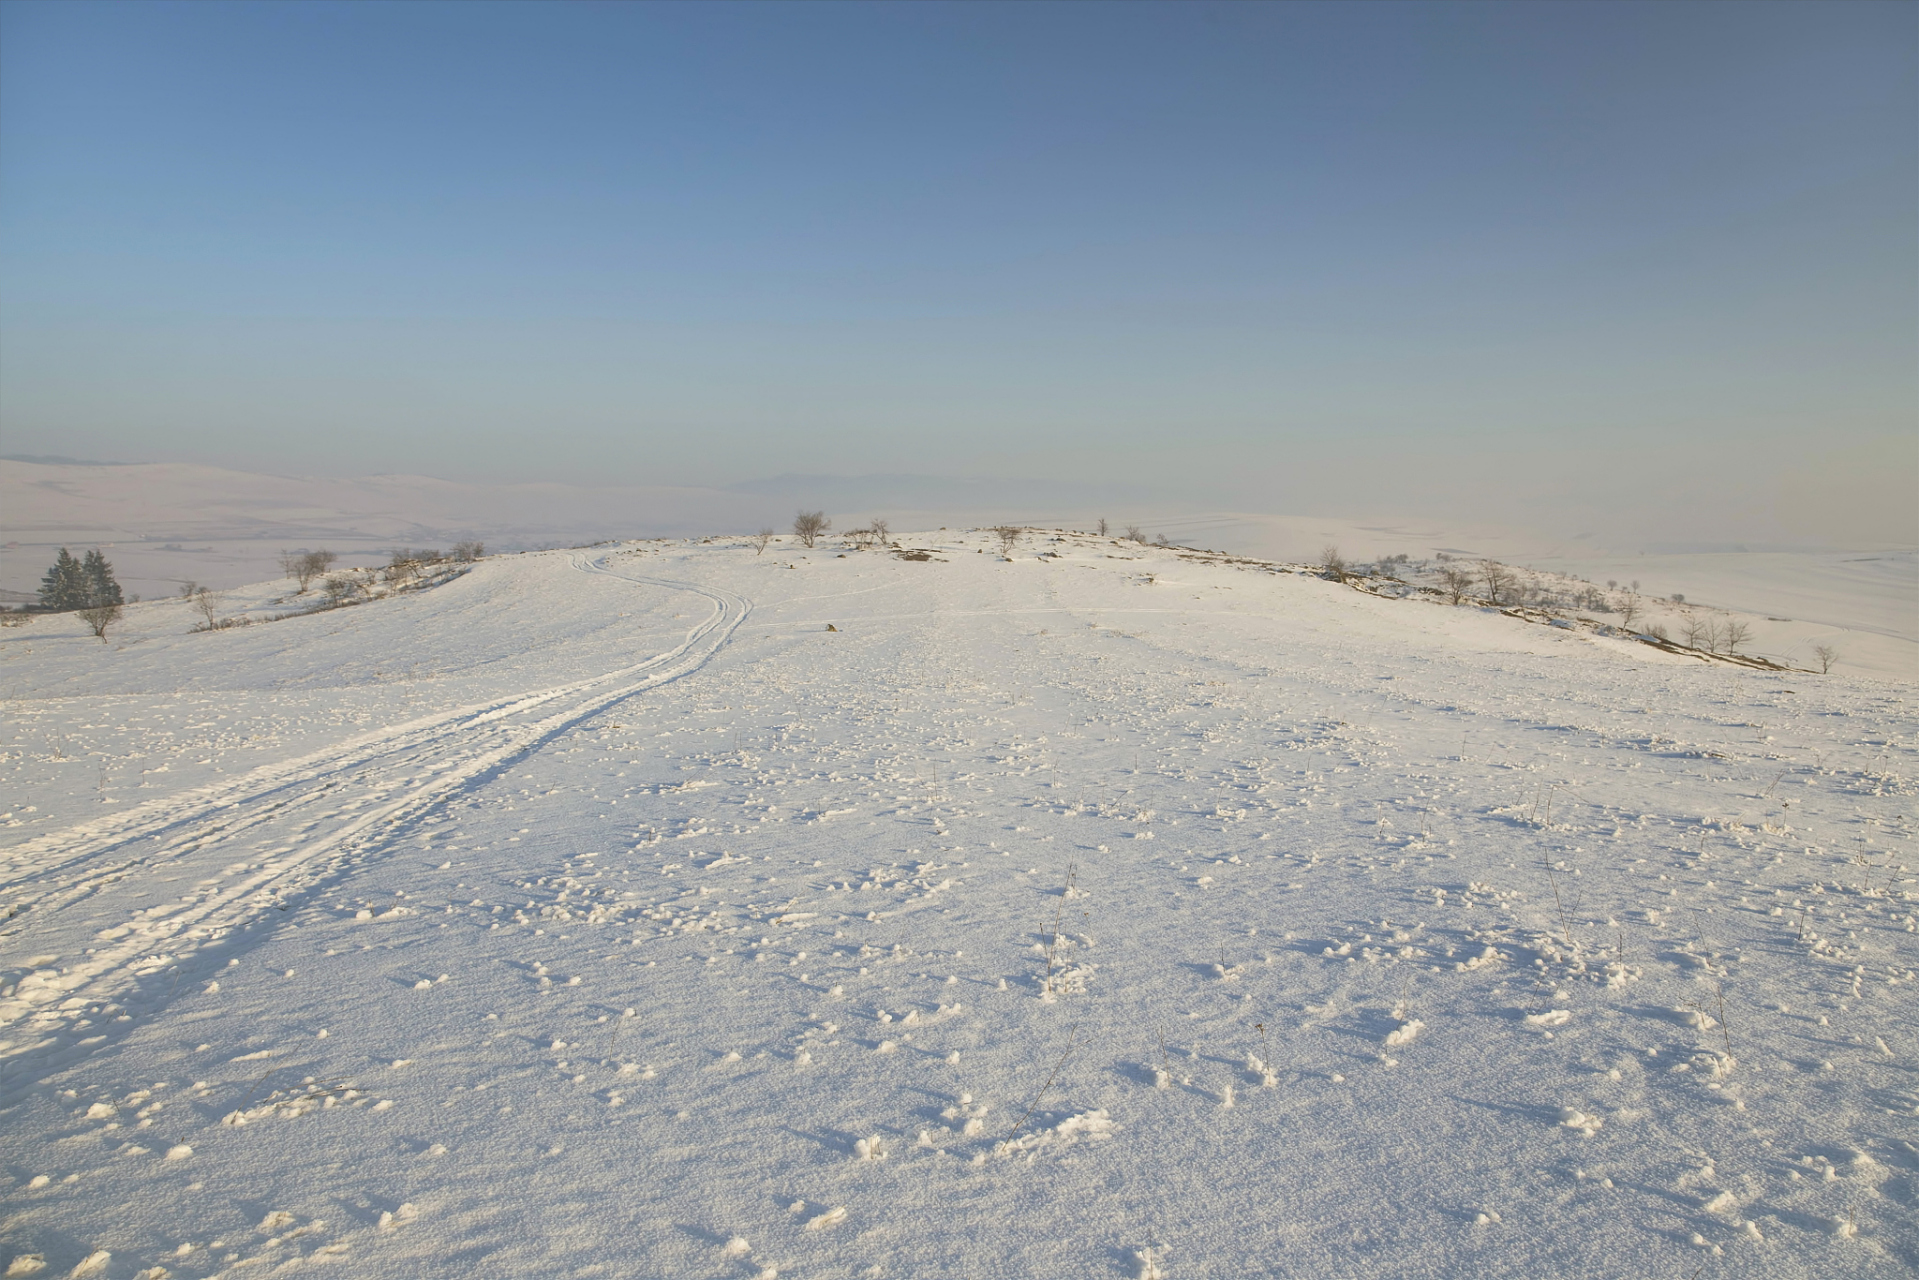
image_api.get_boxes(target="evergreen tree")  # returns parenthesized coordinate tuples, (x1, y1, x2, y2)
(81, 550, 123, 607)
(36, 548, 122, 611)
(37, 548, 87, 610)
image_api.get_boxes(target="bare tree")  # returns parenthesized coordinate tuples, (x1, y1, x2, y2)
(1097, 518, 1109, 536)
(992, 525, 1021, 555)
(1479, 560, 1517, 605)
(452, 541, 485, 562)
(1812, 643, 1838, 674)
(793, 511, 830, 548)
(280, 550, 337, 593)
(1681, 612, 1713, 650)
(1438, 566, 1474, 605)
(1321, 545, 1348, 583)
(77, 602, 122, 643)
(870, 517, 890, 544)
(190, 587, 219, 629)
(751, 528, 775, 555)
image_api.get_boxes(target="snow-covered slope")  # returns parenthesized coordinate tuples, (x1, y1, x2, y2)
(2, 531, 1913, 1279)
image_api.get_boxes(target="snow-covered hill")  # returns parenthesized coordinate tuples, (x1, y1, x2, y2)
(2, 530, 1913, 1279)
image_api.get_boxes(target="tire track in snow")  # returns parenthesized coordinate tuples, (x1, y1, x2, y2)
(0, 553, 751, 1062)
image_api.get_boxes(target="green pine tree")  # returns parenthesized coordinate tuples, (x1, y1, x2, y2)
(37, 548, 87, 610)
(81, 549, 123, 607)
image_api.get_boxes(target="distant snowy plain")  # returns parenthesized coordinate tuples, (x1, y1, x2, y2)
(2, 530, 1914, 1279)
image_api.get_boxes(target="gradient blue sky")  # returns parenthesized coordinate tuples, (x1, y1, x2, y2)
(2, 1, 1913, 542)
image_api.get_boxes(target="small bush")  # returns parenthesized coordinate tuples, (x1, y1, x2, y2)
(322, 574, 364, 607)
(1321, 545, 1348, 583)
(77, 602, 122, 643)
(385, 549, 448, 584)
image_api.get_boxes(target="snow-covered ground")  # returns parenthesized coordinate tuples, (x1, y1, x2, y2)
(2, 529, 1914, 1279)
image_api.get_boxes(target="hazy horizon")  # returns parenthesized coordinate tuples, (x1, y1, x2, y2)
(2, 1, 1914, 547)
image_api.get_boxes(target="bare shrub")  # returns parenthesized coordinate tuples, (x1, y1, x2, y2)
(452, 541, 485, 562)
(793, 511, 830, 548)
(1813, 643, 1838, 673)
(280, 550, 336, 593)
(322, 574, 363, 607)
(385, 548, 448, 584)
(751, 528, 775, 555)
(1480, 559, 1516, 605)
(1438, 566, 1474, 605)
(992, 525, 1021, 555)
(77, 602, 122, 643)
(1321, 545, 1348, 583)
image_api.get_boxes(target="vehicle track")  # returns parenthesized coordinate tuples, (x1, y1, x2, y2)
(0, 553, 751, 1067)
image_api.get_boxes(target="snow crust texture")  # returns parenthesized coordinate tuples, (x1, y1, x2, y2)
(1, 529, 1914, 1279)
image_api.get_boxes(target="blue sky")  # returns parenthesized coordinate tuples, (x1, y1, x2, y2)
(1, 1, 1912, 542)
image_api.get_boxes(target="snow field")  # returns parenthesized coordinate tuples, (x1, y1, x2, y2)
(1, 529, 1913, 1278)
